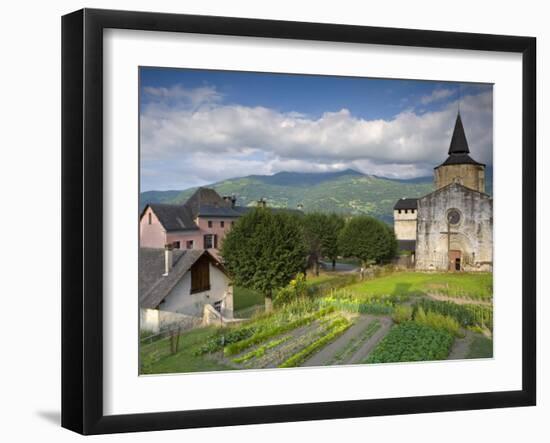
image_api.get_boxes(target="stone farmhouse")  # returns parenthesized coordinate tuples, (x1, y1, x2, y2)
(394, 113, 493, 272)
(139, 246, 233, 332)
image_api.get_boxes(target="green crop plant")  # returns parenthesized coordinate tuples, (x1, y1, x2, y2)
(279, 317, 352, 368)
(365, 322, 454, 363)
(392, 305, 413, 323)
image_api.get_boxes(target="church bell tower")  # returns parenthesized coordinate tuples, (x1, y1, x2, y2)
(434, 113, 486, 193)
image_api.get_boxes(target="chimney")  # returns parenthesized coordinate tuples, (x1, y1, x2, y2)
(163, 243, 174, 276)
(223, 194, 237, 208)
(257, 198, 267, 208)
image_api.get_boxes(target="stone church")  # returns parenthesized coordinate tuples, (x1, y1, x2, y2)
(393, 113, 493, 272)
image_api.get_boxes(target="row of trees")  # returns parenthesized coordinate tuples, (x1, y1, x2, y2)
(220, 208, 397, 309)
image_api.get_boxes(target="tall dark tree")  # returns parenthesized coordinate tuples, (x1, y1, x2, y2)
(323, 213, 345, 270)
(302, 212, 328, 276)
(220, 208, 307, 311)
(338, 215, 397, 277)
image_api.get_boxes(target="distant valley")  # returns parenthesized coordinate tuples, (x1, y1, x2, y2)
(140, 168, 492, 224)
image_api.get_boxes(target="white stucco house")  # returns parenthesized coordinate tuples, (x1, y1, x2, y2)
(139, 245, 233, 332)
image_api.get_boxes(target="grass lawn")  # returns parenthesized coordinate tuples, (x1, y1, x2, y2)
(466, 335, 493, 359)
(233, 286, 264, 311)
(346, 272, 492, 300)
(140, 327, 231, 374)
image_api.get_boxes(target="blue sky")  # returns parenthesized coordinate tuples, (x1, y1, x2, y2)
(139, 67, 492, 191)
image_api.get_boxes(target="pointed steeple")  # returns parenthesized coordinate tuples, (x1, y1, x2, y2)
(448, 113, 470, 155)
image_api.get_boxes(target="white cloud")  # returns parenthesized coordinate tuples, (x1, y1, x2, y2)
(420, 88, 454, 105)
(143, 84, 222, 109)
(140, 86, 492, 190)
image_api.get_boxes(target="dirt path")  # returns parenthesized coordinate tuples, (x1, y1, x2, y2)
(301, 315, 373, 367)
(302, 315, 391, 367)
(448, 330, 474, 360)
(346, 317, 393, 364)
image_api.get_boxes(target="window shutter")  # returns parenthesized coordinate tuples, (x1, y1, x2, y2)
(191, 255, 211, 294)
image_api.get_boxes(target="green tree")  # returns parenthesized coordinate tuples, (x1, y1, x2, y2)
(220, 208, 307, 311)
(323, 213, 345, 270)
(302, 212, 328, 276)
(302, 213, 345, 275)
(338, 215, 397, 276)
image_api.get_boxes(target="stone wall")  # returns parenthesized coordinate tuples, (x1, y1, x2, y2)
(393, 209, 417, 240)
(159, 263, 234, 318)
(415, 183, 492, 271)
(434, 163, 485, 193)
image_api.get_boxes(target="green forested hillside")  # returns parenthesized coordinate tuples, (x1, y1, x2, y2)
(140, 169, 437, 223)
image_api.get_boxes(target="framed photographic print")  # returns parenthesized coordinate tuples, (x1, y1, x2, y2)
(61, 8, 536, 435)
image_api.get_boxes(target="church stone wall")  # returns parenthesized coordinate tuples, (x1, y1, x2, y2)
(434, 164, 485, 193)
(415, 183, 492, 271)
(393, 209, 417, 240)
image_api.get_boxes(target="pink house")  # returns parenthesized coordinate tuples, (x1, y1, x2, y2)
(140, 188, 249, 255)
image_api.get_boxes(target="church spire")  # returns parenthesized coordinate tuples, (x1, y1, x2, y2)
(448, 113, 470, 155)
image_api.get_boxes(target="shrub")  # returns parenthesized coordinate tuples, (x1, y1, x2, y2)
(392, 305, 413, 323)
(414, 307, 462, 337)
(413, 299, 493, 330)
(274, 273, 308, 307)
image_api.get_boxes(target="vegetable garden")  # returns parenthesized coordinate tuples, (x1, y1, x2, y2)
(140, 270, 494, 374)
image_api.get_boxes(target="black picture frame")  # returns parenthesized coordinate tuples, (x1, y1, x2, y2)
(61, 8, 536, 435)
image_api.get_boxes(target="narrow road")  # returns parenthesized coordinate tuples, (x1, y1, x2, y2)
(320, 261, 360, 273)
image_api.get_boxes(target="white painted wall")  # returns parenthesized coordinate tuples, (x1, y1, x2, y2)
(160, 263, 233, 318)
(2, 1, 546, 443)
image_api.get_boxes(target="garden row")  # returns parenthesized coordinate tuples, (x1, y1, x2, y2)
(193, 299, 360, 369)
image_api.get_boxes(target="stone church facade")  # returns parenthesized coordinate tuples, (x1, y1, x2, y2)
(394, 113, 493, 272)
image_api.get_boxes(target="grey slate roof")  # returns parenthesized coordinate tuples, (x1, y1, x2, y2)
(438, 153, 485, 167)
(146, 203, 198, 232)
(394, 198, 418, 210)
(436, 113, 485, 168)
(142, 187, 304, 231)
(448, 113, 470, 154)
(197, 204, 243, 217)
(186, 187, 232, 218)
(139, 248, 226, 309)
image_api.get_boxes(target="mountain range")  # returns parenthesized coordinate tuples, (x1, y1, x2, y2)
(140, 168, 492, 224)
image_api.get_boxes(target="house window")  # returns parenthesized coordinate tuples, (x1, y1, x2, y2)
(398, 209, 402, 214)
(186, 240, 194, 249)
(204, 234, 217, 249)
(404, 209, 408, 214)
(191, 256, 210, 294)
(173, 241, 180, 249)
(148, 212, 152, 224)
(208, 220, 213, 228)
(231, 221, 235, 226)
(220, 221, 225, 228)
